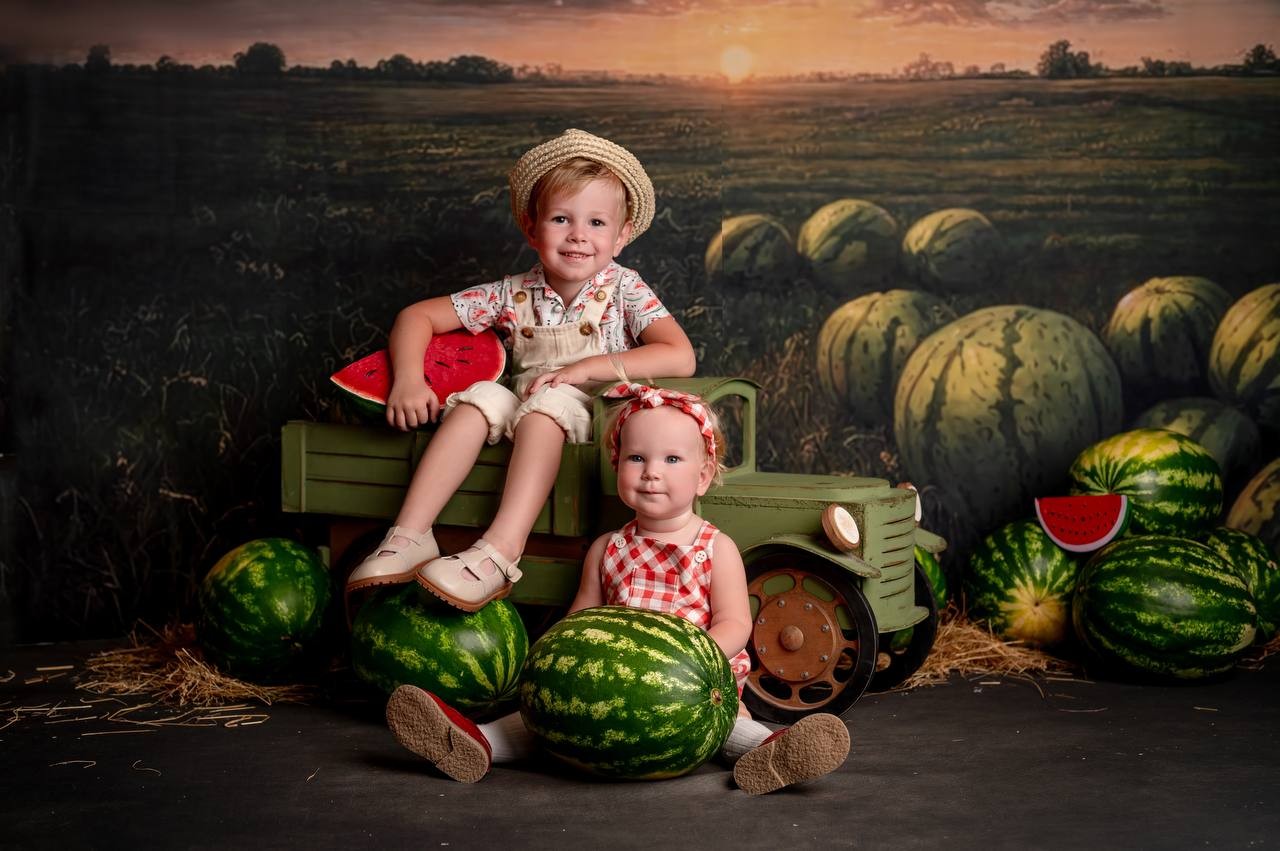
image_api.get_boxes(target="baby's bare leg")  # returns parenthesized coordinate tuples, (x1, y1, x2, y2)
(390, 404, 489, 539)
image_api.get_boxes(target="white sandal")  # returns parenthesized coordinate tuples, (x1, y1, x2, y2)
(415, 540, 523, 612)
(346, 526, 440, 594)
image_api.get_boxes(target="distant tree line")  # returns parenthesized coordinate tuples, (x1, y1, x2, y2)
(8, 39, 1280, 83)
(13, 41, 517, 84)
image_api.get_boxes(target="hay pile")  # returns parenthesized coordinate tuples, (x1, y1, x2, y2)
(78, 623, 313, 707)
(892, 611, 1079, 691)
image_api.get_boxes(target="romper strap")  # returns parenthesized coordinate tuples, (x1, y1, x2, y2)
(512, 276, 538, 326)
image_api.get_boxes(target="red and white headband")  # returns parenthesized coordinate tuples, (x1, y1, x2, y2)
(604, 382, 717, 468)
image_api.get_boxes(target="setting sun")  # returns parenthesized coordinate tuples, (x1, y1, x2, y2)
(720, 45, 753, 83)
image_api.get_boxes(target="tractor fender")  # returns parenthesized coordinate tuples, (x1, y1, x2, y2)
(741, 535, 882, 580)
(913, 527, 947, 554)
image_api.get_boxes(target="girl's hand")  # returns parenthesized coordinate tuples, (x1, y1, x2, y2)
(525, 360, 595, 397)
(385, 381, 440, 431)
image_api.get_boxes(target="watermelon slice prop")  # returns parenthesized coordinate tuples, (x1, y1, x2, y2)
(330, 329, 506, 416)
(1035, 494, 1131, 553)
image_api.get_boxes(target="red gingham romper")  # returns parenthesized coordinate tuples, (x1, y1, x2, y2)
(600, 519, 753, 691)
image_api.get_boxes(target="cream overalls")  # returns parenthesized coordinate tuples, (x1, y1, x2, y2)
(443, 277, 612, 444)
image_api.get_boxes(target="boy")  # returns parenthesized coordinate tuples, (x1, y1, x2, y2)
(345, 129, 696, 612)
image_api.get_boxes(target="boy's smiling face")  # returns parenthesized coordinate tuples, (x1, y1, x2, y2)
(526, 177, 632, 297)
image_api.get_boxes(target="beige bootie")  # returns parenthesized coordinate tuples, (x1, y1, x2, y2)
(415, 540, 522, 612)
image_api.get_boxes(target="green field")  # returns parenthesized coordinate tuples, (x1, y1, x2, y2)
(4, 73, 1279, 637)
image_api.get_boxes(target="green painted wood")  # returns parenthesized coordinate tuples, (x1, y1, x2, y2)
(506, 556, 582, 606)
(281, 422, 305, 512)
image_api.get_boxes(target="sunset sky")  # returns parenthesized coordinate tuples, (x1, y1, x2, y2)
(3, 0, 1277, 77)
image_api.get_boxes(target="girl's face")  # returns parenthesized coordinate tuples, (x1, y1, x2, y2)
(615, 406, 715, 523)
(525, 178, 631, 294)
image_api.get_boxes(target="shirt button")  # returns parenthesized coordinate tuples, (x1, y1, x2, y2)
(612, 535, 626, 549)
(693, 551, 708, 563)
(521, 327, 534, 338)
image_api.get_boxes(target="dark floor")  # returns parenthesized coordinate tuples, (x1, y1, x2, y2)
(2, 640, 1278, 850)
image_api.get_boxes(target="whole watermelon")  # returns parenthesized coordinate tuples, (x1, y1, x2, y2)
(965, 521, 1080, 646)
(1227, 458, 1280, 562)
(1068, 428, 1223, 536)
(1072, 536, 1256, 680)
(1131, 397, 1260, 486)
(705, 214, 795, 280)
(1209, 283, 1280, 433)
(894, 305, 1123, 531)
(816, 289, 956, 425)
(351, 585, 527, 722)
(519, 607, 737, 780)
(197, 538, 332, 679)
(1102, 276, 1231, 402)
(796, 199, 899, 292)
(901, 208, 1003, 292)
(1202, 527, 1280, 641)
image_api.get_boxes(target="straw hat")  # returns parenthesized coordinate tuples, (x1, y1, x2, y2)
(508, 129, 655, 244)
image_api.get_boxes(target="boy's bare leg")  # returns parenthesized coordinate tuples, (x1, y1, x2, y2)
(464, 411, 565, 577)
(381, 404, 489, 553)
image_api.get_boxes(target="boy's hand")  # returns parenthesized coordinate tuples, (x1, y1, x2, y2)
(525, 360, 595, 397)
(386, 381, 441, 431)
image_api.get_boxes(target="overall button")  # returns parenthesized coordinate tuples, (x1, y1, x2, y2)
(579, 322, 592, 336)
(513, 291, 528, 304)
(521, 327, 535, 338)
(594, 290, 608, 302)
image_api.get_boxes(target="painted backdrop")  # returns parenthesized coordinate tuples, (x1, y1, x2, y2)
(2, 0, 1278, 640)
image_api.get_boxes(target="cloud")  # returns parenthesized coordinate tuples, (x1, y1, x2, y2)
(864, 0, 1169, 26)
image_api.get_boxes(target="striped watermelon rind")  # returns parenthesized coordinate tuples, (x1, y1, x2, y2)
(901, 208, 1003, 292)
(964, 520, 1081, 646)
(916, 545, 948, 612)
(1102, 276, 1231, 399)
(815, 289, 956, 425)
(1208, 282, 1280, 432)
(1068, 428, 1223, 536)
(351, 586, 527, 722)
(797, 199, 899, 290)
(894, 305, 1123, 531)
(1227, 458, 1280, 561)
(1072, 535, 1256, 680)
(196, 538, 332, 679)
(705, 214, 795, 280)
(1131, 397, 1261, 484)
(1202, 526, 1280, 641)
(518, 607, 737, 780)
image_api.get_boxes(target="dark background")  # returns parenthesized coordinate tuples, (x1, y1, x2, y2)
(2, 63, 1277, 643)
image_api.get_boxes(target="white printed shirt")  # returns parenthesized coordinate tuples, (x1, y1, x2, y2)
(450, 262, 670, 354)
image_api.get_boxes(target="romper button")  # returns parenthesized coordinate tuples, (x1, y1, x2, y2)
(612, 535, 626, 548)
(579, 323, 592, 336)
(521, 327, 534, 338)
(693, 551, 708, 563)
(513, 291, 527, 304)
(594, 290, 608, 302)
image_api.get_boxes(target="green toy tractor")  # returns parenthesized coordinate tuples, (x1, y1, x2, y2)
(281, 377, 946, 721)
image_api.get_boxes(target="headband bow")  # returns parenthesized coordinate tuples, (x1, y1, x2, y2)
(604, 382, 717, 468)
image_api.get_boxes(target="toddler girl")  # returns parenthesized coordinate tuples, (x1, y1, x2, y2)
(345, 130, 696, 613)
(384, 383, 851, 795)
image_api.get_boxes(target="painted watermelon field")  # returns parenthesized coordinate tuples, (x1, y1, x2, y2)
(5, 72, 1280, 637)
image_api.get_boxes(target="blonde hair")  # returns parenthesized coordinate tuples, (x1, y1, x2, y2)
(523, 158, 629, 234)
(604, 395, 727, 487)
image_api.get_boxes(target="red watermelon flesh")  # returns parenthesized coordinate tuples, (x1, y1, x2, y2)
(1035, 494, 1131, 553)
(331, 329, 506, 413)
